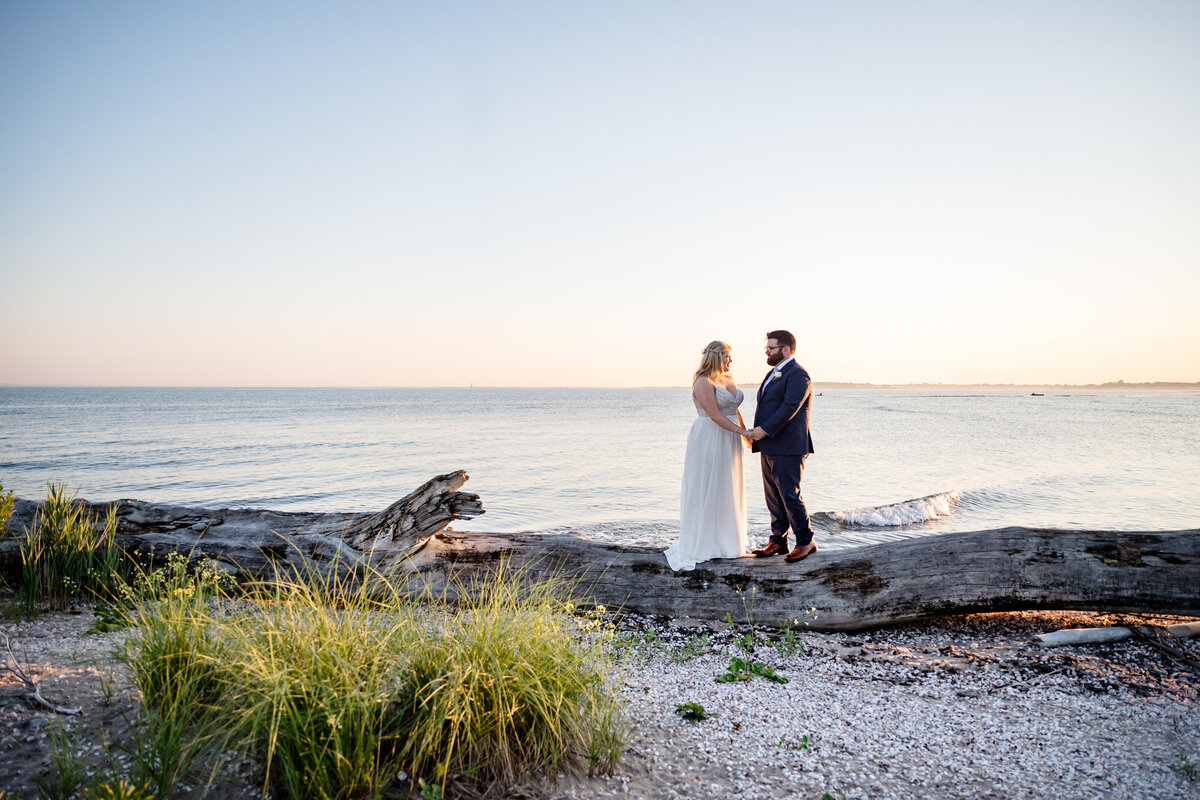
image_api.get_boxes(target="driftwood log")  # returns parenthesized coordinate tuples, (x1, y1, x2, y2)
(1036, 622, 1200, 647)
(3, 471, 1198, 632)
(1035, 627, 1136, 647)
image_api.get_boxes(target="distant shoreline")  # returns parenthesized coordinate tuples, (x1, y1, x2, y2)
(806, 383, 1200, 393)
(809, 381, 1200, 391)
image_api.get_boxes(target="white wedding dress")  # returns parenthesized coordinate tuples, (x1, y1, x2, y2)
(665, 385, 749, 571)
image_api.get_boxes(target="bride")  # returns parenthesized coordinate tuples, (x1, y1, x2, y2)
(665, 340, 751, 571)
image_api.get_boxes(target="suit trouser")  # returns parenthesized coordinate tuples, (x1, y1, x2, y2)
(761, 453, 813, 547)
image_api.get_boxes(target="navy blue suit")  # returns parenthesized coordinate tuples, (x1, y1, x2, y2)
(752, 359, 815, 547)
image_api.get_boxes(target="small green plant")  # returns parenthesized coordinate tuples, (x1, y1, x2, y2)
(772, 622, 804, 657)
(116, 550, 235, 606)
(671, 633, 712, 663)
(733, 587, 759, 655)
(98, 668, 118, 707)
(585, 684, 630, 776)
(773, 627, 801, 656)
(715, 655, 788, 684)
(89, 602, 130, 633)
(674, 702, 714, 723)
(1171, 753, 1197, 779)
(615, 627, 667, 658)
(37, 723, 86, 800)
(778, 733, 810, 750)
(419, 778, 443, 799)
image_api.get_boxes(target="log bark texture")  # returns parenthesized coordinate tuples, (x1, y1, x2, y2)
(408, 527, 1200, 631)
(3, 472, 1197, 632)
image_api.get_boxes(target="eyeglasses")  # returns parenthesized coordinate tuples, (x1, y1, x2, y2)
(764, 345, 785, 352)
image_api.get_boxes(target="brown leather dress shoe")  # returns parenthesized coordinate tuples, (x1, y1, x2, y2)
(752, 541, 789, 558)
(784, 542, 818, 563)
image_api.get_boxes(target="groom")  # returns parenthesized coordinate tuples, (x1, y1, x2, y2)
(748, 330, 817, 563)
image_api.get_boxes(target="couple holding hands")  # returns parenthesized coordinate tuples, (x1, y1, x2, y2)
(664, 330, 816, 572)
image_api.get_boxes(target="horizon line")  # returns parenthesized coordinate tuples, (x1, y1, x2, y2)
(2, 380, 1198, 390)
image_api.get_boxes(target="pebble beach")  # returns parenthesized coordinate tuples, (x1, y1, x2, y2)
(553, 610, 1199, 800)
(1, 609, 1197, 799)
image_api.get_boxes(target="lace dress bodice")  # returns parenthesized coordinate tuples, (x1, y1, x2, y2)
(694, 385, 744, 420)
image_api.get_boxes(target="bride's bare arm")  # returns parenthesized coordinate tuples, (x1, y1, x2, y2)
(693, 378, 748, 435)
(736, 409, 752, 445)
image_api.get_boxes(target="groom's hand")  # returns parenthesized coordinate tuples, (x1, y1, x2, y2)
(749, 427, 767, 441)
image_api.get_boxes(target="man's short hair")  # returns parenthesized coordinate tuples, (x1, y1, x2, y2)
(766, 329, 796, 350)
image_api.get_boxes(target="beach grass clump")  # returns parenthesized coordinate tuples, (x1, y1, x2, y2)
(0, 481, 12, 596)
(125, 585, 230, 720)
(118, 569, 239, 797)
(0, 481, 13, 534)
(215, 572, 415, 800)
(17, 482, 124, 611)
(393, 570, 627, 789)
(120, 562, 628, 799)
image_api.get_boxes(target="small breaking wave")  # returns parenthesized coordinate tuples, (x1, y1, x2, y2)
(820, 490, 963, 529)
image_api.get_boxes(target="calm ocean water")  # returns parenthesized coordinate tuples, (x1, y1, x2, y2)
(1, 388, 1197, 550)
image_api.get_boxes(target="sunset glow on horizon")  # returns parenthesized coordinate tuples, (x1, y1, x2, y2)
(2, 2, 1197, 388)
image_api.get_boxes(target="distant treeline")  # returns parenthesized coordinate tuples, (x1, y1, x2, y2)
(813, 381, 1200, 391)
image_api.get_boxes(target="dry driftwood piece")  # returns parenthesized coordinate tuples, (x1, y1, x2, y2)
(1118, 618, 1200, 672)
(340, 470, 483, 555)
(1167, 621, 1200, 639)
(1036, 621, 1200, 648)
(3, 473, 1198, 632)
(1035, 627, 1135, 647)
(0, 632, 81, 716)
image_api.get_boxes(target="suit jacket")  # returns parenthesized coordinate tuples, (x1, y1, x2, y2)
(752, 359, 815, 456)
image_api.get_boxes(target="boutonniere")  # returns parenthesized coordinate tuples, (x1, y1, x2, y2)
(771, 371, 782, 381)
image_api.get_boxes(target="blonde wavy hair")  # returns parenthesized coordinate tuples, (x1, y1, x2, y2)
(693, 340, 732, 382)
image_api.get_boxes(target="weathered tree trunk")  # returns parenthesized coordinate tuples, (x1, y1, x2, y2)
(406, 527, 1200, 631)
(1, 471, 484, 578)
(3, 472, 1197, 632)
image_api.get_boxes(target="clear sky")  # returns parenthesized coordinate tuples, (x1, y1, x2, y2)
(2, 1, 1197, 387)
